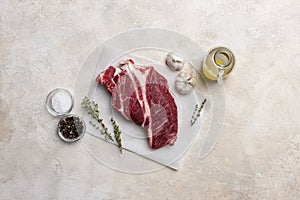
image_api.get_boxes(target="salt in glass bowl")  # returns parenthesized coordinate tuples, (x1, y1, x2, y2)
(45, 88, 74, 117)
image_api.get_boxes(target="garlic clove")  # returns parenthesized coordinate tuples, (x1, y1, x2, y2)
(166, 53, 185, 71)
(175, 71, 195, 95)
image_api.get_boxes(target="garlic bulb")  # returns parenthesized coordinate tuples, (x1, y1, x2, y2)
(166, 53, 185, 71)
(175, 71, 196, 95)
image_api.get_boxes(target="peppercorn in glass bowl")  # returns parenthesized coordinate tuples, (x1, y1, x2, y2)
(57, 114, 86, 143)
(45, 88, 74, 117)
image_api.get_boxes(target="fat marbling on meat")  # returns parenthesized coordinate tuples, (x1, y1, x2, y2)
(96, 59, 178, 149)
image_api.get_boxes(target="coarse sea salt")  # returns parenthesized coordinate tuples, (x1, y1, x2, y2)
(51, 91, 73, 114)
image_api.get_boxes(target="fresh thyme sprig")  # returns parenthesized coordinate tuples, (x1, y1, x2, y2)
(81, 97, 113, 142)
(111, 118, 122, 153)
(190, 98, 207, 126)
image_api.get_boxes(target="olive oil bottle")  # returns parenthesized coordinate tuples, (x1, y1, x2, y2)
(202, 47, 235, 84)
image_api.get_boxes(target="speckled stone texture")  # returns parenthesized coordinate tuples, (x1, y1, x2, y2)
(0, 0, 300, 199)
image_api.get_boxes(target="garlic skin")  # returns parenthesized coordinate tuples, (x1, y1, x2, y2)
(175, 71, 196, 95)
(166, 53, 185, 71)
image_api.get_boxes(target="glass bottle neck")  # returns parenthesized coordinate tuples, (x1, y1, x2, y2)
(213, 47, 233, 69)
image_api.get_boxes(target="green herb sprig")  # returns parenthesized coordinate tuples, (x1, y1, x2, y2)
(81, 97, 113, 142)
(111, 118, 122, 153)
(190, 98, 207, 126)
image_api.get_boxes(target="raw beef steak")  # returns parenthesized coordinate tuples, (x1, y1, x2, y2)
(96, 59, 178, 149)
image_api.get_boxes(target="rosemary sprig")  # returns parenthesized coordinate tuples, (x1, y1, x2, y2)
(111, 118, 122, 153)
(81, 97, 113, 142)
(190, 98, 207, 126)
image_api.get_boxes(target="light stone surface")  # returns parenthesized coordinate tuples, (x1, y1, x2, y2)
(1, 0, 300, 199)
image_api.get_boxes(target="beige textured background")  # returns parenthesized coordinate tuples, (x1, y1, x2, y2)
(0, 0, 299, 199)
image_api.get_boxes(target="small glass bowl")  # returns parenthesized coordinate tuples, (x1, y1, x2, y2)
(45, 88, 74, 117)
(57, 114, 86, 143)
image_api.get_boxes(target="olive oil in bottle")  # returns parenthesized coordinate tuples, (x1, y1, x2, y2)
(202, 47, 235, 84)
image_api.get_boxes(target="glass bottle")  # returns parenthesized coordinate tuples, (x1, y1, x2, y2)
(202, 47, 235, 84)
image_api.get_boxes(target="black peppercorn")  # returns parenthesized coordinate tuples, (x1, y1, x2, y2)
(58, 116, 84, 140)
